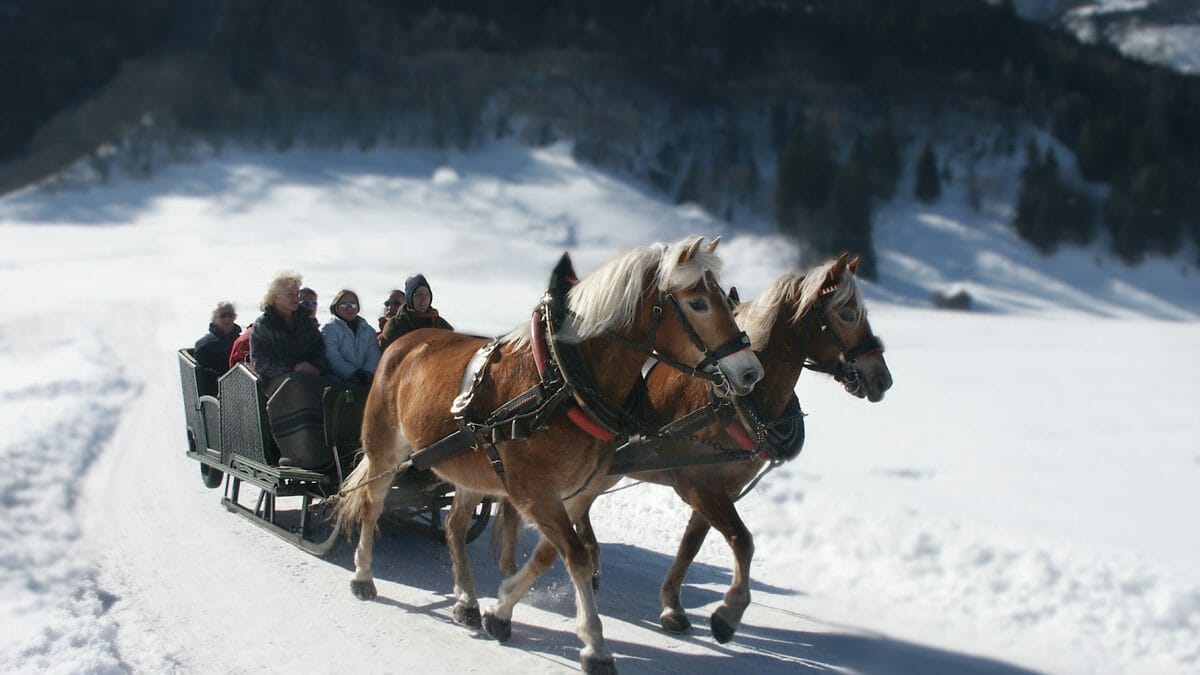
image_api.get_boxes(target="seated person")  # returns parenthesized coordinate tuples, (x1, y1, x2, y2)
(321, 289, 380, 386)
(251, 272, 332, 469)
(299, 287, 319, 327)
(194, 301, 241, 380)
(379, 274, 453, 351)
(228, 324, 253, 369)
(377, 289, 405, 345)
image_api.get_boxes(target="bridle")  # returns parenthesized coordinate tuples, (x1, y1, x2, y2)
(603, 289, 752, 398)
(801, 285, 885, 396)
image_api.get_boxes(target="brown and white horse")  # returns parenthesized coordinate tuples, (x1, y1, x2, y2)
(334, 236, 762, 674)
(490, 253, 892, 645)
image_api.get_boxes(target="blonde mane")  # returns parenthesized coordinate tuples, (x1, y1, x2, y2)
(501, 236, 722, 346)
(563, 236, 721, 342)
(736, 259, 863, 350)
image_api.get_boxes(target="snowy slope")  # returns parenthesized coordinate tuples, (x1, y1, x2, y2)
(1, 142, 1198, 674)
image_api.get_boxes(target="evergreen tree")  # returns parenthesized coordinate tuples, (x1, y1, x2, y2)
(868, 116, 902, 201)
(914, 142, 941, 203)
(797, 118, 836, 212)
(831, 139, 877, 279)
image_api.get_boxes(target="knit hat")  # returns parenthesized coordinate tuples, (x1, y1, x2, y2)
(404, 274, 431, 308)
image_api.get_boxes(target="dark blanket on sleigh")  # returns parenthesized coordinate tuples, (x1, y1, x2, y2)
(265, 373, 331, 469)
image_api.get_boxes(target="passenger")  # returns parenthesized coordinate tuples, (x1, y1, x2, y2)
(299, 287, 320, 327)
(194, 301, 241, 380)
(228, 325, 253, 369)
(321, 289, 380, 386)
(377, 289, 405, 343)
(251, 272, 332, 469)
(379, 274, 453, 351)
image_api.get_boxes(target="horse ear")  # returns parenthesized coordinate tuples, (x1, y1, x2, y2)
(830, 252, 850, 277)
(727, 286, 740, 304)
(705, 236, 722, 253)
(848, 255, 861, 274)
(679, 237, 704, 264)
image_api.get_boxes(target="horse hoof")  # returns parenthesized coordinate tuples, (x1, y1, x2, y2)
(710, 611, 737, 644)
(454, 603, 482, 629)
(660, 610, 691, 634)
(350, 579, 377, 600)
(482, 612, 512, 642)
(580, 653, 617, 675)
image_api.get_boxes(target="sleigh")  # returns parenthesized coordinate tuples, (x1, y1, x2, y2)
(177, 348, 491, 556)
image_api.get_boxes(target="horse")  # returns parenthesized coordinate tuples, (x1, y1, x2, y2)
(334, 236, 763, 674)
(489, 252, 892, 645)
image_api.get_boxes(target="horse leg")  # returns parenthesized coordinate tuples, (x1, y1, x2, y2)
(487, 495, 614, 674)
(347, 462, 396, 600)
(446, 488, 486, 628)
(688, 493, 753, 644)
(494, 498, 522, 578)
(573, 496, 602, 590)
(659, 510, 712, 633)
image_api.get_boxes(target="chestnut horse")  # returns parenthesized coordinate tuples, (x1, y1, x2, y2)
(490, 253, 891, 645)
(334, 236, 763, 674)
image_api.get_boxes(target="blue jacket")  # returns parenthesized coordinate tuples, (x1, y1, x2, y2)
(321, 315, 381, 381)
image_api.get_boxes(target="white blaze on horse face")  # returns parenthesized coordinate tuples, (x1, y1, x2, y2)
(716, 348, 763, 397)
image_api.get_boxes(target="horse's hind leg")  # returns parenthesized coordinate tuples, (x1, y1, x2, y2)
(573, 495, 603, 590)
(687, 492, 753, 644)
(446, 488, 486, 628)
(659, 510, 712, 633)
(347, 460, 397, 600)
(494, 498, 522, 578)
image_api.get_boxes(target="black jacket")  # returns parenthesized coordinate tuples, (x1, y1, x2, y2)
(250, 306, 330, 381)
(379, 306, 453, 351)
(194, 323, 242, 380)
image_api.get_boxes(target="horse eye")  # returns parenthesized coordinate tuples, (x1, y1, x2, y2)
(688, 298, 709, 312)
(838, 309, 858, 322)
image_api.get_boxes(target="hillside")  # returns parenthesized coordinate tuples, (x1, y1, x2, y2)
(4, 0, 1200, 270)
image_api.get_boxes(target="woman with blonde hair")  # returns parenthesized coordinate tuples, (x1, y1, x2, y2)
(250, 271, 331, 468)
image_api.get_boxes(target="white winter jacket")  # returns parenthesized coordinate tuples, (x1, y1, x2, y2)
(321, 315, 381, 381)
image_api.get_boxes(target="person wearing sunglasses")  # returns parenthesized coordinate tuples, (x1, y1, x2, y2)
(321, 289, 381, 386)
(194, 301, 242, 380)
(376, 289, 405, 344)
(379, 273, 453, 351)
(299, 287, 320, 327)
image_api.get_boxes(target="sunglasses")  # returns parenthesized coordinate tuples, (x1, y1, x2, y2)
(337, 301, 359, 310)
(383, 300, 402, 308)
(218, 312, 236, 319)
(299, 300, 318, 309)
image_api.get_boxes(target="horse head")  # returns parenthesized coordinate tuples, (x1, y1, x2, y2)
(738, 253, 892, 403)
(801, 253, 892, 402)
(564, 235, 763, 397)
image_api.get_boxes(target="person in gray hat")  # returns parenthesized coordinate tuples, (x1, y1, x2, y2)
(378, 273, 453, 351)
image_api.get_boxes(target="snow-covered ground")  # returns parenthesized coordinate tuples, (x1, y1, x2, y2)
(1, 142, 1198, 674)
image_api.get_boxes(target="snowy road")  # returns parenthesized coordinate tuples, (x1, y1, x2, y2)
(2, 146, 1198, 674)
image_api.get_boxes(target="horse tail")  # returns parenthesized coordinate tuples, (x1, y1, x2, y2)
(334, 455, 377, 536)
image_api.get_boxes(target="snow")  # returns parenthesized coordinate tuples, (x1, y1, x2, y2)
(1, 141, 1198, 674)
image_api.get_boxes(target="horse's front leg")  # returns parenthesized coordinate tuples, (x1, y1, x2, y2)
(659, 510, 711, 633)
(488, 494, 614, 674)
(688, 492, 753, 644)
(446, 488, 486, 629)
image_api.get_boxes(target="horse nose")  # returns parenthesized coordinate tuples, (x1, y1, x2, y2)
(876, 371, 893, 392)
(741, 364, 763, 389)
